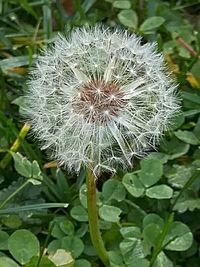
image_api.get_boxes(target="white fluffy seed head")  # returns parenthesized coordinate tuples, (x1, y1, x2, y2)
(24, 25, 179, 175)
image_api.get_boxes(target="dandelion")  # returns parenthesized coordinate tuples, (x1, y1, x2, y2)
(24, 25, 179, 267)
(24, 25, 179, 175)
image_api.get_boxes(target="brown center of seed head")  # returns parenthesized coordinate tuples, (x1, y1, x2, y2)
(73, 79, 126, 124)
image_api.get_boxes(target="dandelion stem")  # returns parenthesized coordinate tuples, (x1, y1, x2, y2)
(86, 169, 109, 267)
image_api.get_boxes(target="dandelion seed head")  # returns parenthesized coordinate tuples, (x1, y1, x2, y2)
(72, 79, 126, 124)
(24, 25, 179, 175)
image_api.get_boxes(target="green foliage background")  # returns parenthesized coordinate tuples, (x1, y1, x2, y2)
(0, 0, 200, 266)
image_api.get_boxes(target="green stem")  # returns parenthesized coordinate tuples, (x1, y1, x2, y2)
(149, 213, 174, 267)
(0, 123, 30, 169)
(150, 170, 200, 266)
(171, 171, 200, 211)
(0, 179, 30, 209)
(36, 221, 56, 267)
(86, 169, 109, 267)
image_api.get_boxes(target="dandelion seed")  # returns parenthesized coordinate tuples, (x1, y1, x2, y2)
(24, 25, 179, 175)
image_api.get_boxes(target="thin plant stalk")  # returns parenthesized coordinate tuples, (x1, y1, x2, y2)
(0, 123, 30, 169)
(0, 179, 30, 209)
(149, 213, 174, 267)
(36, 221, 56, 267)
(86, 168, 109, 267)
(171, 171, 200, 211)
(150, 170, 200, 266)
